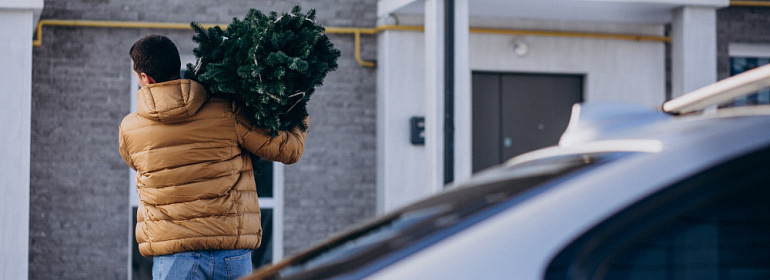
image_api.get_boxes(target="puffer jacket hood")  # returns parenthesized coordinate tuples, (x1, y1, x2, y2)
(136, 79, 207, 123)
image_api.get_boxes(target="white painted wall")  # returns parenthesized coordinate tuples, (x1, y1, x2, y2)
(671, 6, 718, 98)
(376, 30, 428, 213)
(424, 0, 445, 195)
(0, 1, 43, 279)
(377, 21, 666, 212)
(453, 0, 472, 185)
(470, 31, 666, 107)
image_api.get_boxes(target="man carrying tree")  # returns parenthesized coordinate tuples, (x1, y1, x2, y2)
(119, 34, 307, 279)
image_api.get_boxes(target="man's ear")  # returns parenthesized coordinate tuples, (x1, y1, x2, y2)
(140, 73, 156, 85)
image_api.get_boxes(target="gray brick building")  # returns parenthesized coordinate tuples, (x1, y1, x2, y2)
(14, 0, 770, 279)
(718, 4, 770, 80)
(30, 0, 376, 279)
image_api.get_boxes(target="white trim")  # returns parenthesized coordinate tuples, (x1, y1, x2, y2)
(671, 6, 718, 98)
(127, 66, 139, 280)
(271, 162, 285, 261)
(425, 0, 445, 193)
(128, 71, 139, 207)
(454, 0, 472, 185)
(259, 198, 277, 208)
(0, 0, 43, 9)
(0, 8, 38, 280)
(729, 43, 770, 58)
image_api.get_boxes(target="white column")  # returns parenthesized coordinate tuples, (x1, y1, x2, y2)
(453, 0, 472, 184)
(671, 6, 718, 98)
(0, 1, 42, 279)
(376, 28, 429, 213)
(425, 0, 445, 193)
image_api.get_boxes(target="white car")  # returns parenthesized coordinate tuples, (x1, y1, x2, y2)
(246, 65, 770, 280)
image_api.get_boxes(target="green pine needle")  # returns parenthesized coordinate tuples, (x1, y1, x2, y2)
(186, 5, 338, 136)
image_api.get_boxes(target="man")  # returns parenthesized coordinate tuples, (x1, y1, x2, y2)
(119, 34, 307, 279)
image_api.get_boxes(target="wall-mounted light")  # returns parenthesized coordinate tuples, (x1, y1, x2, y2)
(385, 13, 399, 25)
(510, 37, 529, 57)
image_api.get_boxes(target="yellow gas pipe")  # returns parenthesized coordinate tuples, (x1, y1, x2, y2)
(34, 20, 671, 68)
(31, 0, 765, 67)
(730, 1, 770, 7)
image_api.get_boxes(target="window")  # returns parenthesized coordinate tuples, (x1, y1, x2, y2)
(251, 154, 286, 268)
(724, 43, 770, 107)
(545, 145, 770, 279)
(127, 57, 285, 279)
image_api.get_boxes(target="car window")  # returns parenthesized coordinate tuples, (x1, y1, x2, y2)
(249, 152, 639, 280)
(545, 145, 770, 280)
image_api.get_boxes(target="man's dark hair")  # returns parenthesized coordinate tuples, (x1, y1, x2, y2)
(129, 35, 181, 83)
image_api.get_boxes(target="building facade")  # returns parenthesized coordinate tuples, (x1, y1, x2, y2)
(27, 1, 377, 279)
(1, 0, 770, 279)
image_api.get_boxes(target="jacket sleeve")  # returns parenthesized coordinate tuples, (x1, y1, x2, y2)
(234, 107, 308, 165)
(118, 124, 137, 170)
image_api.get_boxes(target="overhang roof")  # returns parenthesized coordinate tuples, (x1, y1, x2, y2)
(379, 0, 729, 24)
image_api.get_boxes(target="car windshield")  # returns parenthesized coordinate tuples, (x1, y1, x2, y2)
(252, 151, 637, 280)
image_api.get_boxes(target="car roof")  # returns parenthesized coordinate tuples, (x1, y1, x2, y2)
(249, 109, 770, 279)
(366, 112, 770, 280)
(363, 65, 770, 279)
(246, 65, 770, 280)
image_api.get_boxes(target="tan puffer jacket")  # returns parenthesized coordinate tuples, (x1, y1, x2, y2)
(119, 79, 307, 257)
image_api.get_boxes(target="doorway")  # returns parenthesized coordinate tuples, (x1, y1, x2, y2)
(472, 72, 584, 173)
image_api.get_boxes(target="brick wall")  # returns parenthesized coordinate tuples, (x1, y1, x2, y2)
(717, 5, 770, 80)
(284, 32, 377, 254)
(30, 0, 376, 279)
(31, 26, 138, 279)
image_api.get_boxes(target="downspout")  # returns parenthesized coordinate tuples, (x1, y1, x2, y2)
(444, 0, 454, 184)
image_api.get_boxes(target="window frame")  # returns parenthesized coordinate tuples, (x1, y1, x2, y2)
(726, 43, 770, 107)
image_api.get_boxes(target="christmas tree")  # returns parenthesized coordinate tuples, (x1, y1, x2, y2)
(185, 5, 341, 136)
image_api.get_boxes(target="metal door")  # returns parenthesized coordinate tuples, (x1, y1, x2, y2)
(472, 72, 584, 172)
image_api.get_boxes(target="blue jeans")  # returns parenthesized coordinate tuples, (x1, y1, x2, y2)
(152, 249, 253, 280)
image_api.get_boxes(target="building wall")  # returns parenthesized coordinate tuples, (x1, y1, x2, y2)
(377, 19, 667, 212)
(30, 0, 376, 278)
(27, 1, 770, 278)
(467, 20, 667, 108)
(31, 24, 136, 280)
(285, 30, 378, 255)
(470, 35, 666, 107)
(717, 5, 770, 80)
(376, 31, 428, 212)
